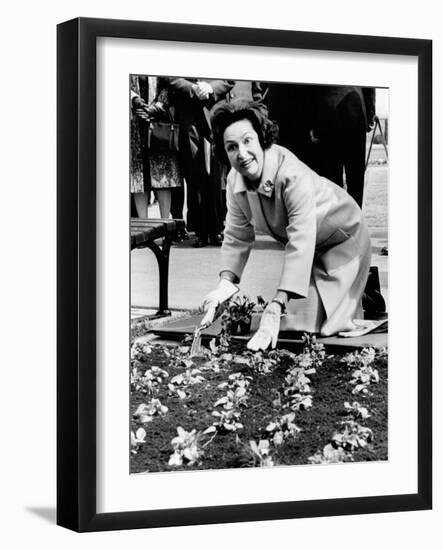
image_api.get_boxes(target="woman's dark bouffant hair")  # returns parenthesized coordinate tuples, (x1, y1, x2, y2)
(210, 99, 279, 164)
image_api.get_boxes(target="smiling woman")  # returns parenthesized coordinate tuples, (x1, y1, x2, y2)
(223, 120, 265, 182)
(201, 99, 373, 349)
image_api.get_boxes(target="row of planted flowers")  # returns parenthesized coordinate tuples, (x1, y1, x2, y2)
(130, 329, 386, 471)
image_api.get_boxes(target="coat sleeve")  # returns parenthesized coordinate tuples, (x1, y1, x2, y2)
(155, 77, 171, 106)
(220, 176, 255, 283)
(167, 77, 194, 96)
(363, 87, 376, 130)
(208, 80, 235, 102)
(278, 174, 317, 297)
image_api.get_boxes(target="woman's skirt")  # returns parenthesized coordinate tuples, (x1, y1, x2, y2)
(281, 222, 372, 337)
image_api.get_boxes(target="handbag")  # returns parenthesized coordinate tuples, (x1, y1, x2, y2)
(146, 106, 180, 152)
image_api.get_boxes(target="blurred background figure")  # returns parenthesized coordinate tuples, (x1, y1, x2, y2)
(311, 85, 375, 207)
(252, 81, 316, 168)
(130, 75, 151, 218)
(251, 82, 375, 208)
(130, 75, 183, 219)
(167, 77, 235, 247)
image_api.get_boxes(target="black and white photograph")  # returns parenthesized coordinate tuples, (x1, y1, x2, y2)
(1, 0, 439, 542)
(129, 76, 389, 473)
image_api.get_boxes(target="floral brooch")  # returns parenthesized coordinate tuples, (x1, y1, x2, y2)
(262, 180, 274, 194)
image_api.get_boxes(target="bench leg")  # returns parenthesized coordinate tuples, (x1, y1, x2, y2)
(157, 236, 171, 316)
(145, 237, 172, 317)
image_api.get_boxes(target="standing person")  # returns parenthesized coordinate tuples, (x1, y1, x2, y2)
(167, 77, 235, 247)
(311, 85, 375, 207)
(130, 75, 150, 218)
(201, 99, 372, 350)
(131, 76, 183, 219)
(252, 81, 316, 168)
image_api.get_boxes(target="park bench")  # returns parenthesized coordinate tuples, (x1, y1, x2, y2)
(130, 218, 185, 317)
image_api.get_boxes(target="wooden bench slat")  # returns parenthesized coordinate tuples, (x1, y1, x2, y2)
(130, 218, 185, 232)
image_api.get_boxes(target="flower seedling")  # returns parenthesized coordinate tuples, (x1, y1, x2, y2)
(283, 367, 313, 411)
(245, 439, 275, 467)
(131, 341, 152, 362)
(133, 399, 168, 423)
(170, 368, 205, 386)
(284, 368, 312, 394)
(211, 407, 244, 432)
(285, 393, 313, 411)
(332, 420, 373, 451)
(308, 443, 351, 464)
(350, 365, 380, 395)
(266, 412, 301, 446)
(168, 367, 205, 399)
(300, 333, 326, 368)
(131, 365, 169, 395)
(344, 401, 371, 420)
(130, 428, 146, 455)
(214, 386, 249, 409)
(168, 427, 204, 467)
(341, 347, 376, 369)
(218, 372, 252, 392)
(221, 295, 256, 326)
(232, 351, 278, 375)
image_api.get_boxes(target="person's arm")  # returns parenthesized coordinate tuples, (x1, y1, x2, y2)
(277, 174, 317, 298)
(251, 81, 268, 103)
(219, 270, 238, 283)
(271, 290, 289, 313)
(363, 87, 376, 131)
(207, 80, 235, 102)
(219, 174, 255, 283)
(155, 77, 171, 107)
(247, 174, 316, 351)
(167, 77, 195, 96)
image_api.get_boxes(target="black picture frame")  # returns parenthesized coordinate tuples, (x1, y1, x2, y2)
(57, 17, 432, 532)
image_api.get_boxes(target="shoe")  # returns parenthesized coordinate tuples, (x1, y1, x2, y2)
(363, 290, 386, 319)
(192, 237, 208, 248)
(208, 234, 223, 247)
(171, 229, 190, 243)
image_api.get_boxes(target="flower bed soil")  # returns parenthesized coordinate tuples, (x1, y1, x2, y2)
(130, 340, 387, 473)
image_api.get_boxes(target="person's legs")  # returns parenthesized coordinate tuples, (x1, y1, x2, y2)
(170, 186, 184, 219)
(343, 128, 366, 207)
(133, 192, 149, 218)
(154, 189, 172, 219)
(316, 130, 345, 188)
(178, 126, 200, 232)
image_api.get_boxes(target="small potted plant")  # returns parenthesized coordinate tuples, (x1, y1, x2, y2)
(220, 295, 260, 336)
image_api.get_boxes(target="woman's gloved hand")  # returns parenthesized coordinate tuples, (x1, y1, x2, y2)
(247, 301, 282, 351)
(201, 279, 239, 327)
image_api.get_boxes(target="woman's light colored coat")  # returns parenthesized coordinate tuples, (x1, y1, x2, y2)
(220, 144, 371, 336)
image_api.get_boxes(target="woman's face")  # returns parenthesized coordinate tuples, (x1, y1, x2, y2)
(223, 119, 264, 182)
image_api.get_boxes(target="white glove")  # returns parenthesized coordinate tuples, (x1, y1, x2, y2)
(195, 81, 213, 99)
(201, 279, 239, 327)
(247, 302, 281, 351)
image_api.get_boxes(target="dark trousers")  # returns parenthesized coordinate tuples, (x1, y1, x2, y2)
(317, 128, 366, 207)
(175, 131, 226, 236)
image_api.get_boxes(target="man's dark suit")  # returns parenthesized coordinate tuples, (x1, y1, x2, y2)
(252, 82, 375, 207)
(167, 78, 234, 239)
(252, 82, 316, 168)
(312, 86, 375, 207)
